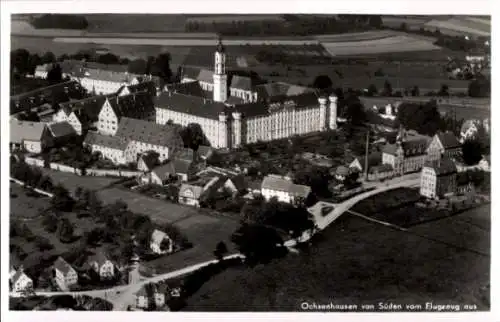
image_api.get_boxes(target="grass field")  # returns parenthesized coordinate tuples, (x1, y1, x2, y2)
(183, 205, 490, 311)
(40, 168, 120, 192)
(10, 184, 50, 220)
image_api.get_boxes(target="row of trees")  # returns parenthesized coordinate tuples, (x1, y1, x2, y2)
(185, 15, 383, 37)
(30, 14, 89, 30)
(311, 74, 490, 99)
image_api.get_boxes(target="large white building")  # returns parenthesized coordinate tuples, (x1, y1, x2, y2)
(156, 39, 339, 149)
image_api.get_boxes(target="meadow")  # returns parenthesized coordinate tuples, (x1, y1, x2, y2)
(182, 206, 490, 311)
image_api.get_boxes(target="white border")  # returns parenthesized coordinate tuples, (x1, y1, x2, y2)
(1, 1, 497, 322)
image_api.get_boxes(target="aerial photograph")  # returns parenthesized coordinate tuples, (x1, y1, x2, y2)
(8, 13, 490, 312)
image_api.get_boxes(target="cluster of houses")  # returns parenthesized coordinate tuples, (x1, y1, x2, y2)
(132, 281, 181, 311)
(9, 228, 175, 294)
(340, 128, 489, 200)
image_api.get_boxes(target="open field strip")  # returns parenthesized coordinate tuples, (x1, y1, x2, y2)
(323, 35, 441, 56)
(53, 37, 321, 46)
(314, 30, 399, 42)
(424, 18, 490, 37)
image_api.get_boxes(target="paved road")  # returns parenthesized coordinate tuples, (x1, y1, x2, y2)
(285, 175, 420, 247)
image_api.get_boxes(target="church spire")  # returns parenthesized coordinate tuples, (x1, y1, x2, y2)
(216, 36, 225, 53)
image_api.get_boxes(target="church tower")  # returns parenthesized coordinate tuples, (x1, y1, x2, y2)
(213, 38, 228, 103)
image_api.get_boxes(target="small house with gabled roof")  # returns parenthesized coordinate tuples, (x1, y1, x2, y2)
(53, 256, 78, 290)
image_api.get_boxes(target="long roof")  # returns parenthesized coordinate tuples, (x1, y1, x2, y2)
(83, 131, 129, 151)
(59, 94, 113, 121)
(436, 132, 461, 149)
(115, 117, 183, 147)
(166, 81, 206, 98)
(230, 75, 255, 91)
(155, 91, 319, 120)
(261, 174, 311, 197)
(48, 121, 76, 138)
(10, 120, 47, 143)
(54, 257, 74, 275)
(106, 92, 155, 119)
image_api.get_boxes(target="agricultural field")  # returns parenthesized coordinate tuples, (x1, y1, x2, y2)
(182, 206, 490, 311)
(185, 15, 285, 24)
(381, 15, 432, 29)
(424, 17, 490, 37)
(322, 35, 441, 56)
(85, 14, 188, 33)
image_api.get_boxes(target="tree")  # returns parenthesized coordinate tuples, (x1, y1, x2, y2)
(411, 85, 420, 97)
(312, 75, 333, 93)
(230, 224, 284, 266)
(11, 49, 32, 75)
(213, 241, 228, 261)
(150, 53, 173, 82)
(41, 52, 56, 64)
(382, 80, 393, 96)
(51, 184, 74, 212)
(366, 84, 378, 96)
(368, 15, 383, 28)
(468, 78, 490, 98)
(84, 228, 105, 247)
(160, 238, 172, 253)
(181, 123, 209, 150)
(58, 218, 75, 243)
(438, 83, 449, 96)
(42, 212, 59, 233)
(47, 64, 63, 84)
(462, 138, 483, 165)
(400, 22, 408, 31)
(97, 53, 119, 65)
(395, 100, 442, 136)
(128, 59, 148, 74)
(344, 95, 367, 126)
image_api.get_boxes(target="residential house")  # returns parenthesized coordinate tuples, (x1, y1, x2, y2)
(53, 256, 78, 291)
(11, 268, 33, 293)
(10, 119, 53, 153)
(117, 80, 160, 97)
(420, 158, 458, 199)
(87, 253, 115, 280)
(382, 128, 431, 176)
(150, 229, 174, 254)
(367, 164, 394, 181)
(178, 183, 206, 207)
(135, 283, 171, 309)
(83, 131, 129, 165)
(348, 158, 363, 172)
(137, 152, 160, 173)
(150, 159, 195, 184)
(97, 92, 155, 136)
(261, 174, 311, 204)
(34, 63, 51, 78)
(456, 174, 476, 195)
(116, 117, 183, 163)
(47, 121, 78, 145)
(427, 131, 462, 162)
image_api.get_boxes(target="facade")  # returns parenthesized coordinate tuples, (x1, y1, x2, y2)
(55, 95, 111, 135)
(137, 152, 160, 172)
(11, 269, 33, 293)
(367, 164, 394, 181)
(427, 132, 462, 162)
(156, 40, 338, 149)
(261, 174, 311, 204)
(72, 69, 143, 95)
(97, 92, 155, 136)
(420, 158, 458, 199)
(150, 229, 174, 254)
(178, 183, 205, 207)
(83, 132, 129, 164)
(382, 129, 431, 176)
(53, 257, 78, 291)
(135, 283, 171, 309)
(10, 120, 53, 153)
(88, 253, 115, 280)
